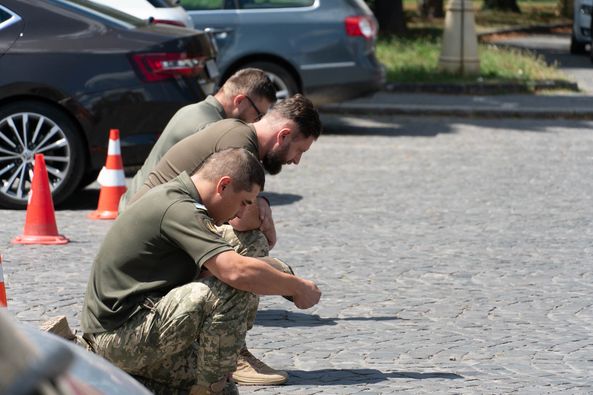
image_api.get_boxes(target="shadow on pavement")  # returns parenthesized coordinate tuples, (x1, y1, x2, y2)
(321, 114, 449, 137)
(56, 188, 99, 211)
(255, 310, 403, 327)
(539, 49, 591, 70)
(285, 368, 463, 385)
(322, 113, 593, 137)
(260, 192, 302, 206)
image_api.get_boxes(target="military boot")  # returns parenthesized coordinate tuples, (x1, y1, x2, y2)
(232, 347, 288, 385)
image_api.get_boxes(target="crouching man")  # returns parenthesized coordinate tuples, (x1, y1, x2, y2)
(80, 148, 321, 394)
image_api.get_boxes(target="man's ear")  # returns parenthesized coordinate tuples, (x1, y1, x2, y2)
(232, 94, 245, 108)
(277, 128, 291, 145)
(216, 176, 233, 194)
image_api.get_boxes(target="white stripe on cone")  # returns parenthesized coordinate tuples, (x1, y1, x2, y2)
(107, 139, 121, 155)
(97, 167, 126, 187)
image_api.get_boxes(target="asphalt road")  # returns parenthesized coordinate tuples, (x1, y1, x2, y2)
(2, 114, 593, 394)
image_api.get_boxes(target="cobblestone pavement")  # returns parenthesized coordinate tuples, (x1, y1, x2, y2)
(2, 115, 593, 394)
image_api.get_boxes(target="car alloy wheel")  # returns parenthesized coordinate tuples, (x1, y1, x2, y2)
(244, 61, 298, 102)
(0, 102, 84, 209)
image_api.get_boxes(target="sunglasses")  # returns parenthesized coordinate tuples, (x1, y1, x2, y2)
(244, 95, 264, 121)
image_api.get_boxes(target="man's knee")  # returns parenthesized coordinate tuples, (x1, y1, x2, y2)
(204, 277, 257, 315)
(217, 225, 269, 257)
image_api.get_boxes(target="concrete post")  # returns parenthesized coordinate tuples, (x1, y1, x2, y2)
(438, 0, 480, 75)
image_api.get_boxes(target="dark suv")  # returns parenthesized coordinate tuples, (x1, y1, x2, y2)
(0, 0, 218, 209)
(181, 0, 384, 105)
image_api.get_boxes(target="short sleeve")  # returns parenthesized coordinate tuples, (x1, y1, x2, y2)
(161, 200, 233, 269)
(215, 123, 258, 155)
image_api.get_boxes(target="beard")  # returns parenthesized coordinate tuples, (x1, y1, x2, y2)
(262, 145, 288, 175)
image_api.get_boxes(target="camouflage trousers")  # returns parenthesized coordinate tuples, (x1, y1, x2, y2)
(90, 228, 270, 393)
(216, 225, 269, 258)
(91, 276, 258, 392)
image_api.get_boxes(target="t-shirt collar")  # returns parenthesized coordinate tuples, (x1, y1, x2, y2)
(178, 171, 204, 207)
(206, 95, 226, 119)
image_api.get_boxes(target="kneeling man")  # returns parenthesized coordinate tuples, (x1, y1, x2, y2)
(81, 148, 321, 394)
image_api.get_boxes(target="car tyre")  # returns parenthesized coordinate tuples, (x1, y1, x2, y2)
(0, 101, 85, 209)
(243, 61, 298, 101)
(570, 32, 588, 55)
(78, 169, 101, 190)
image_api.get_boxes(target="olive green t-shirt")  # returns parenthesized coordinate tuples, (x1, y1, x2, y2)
(120, 95, 225, 212)
(81, 171, 233, 334)
(128, 118, 258, 207)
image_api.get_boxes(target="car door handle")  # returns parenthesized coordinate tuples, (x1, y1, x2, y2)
(204, 27, 234, 39)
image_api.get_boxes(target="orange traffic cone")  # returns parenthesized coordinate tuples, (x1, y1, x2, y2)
(12, 154, 69, 245)
(88, 129, 127, 220)
(0, 255, 7, 307)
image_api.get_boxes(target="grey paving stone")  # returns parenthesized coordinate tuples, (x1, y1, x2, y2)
(3, 116, 593, 393)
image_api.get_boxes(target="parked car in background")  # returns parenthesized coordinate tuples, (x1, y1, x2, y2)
(180, 0, 384, 105)
(571, 0, 591, 54)
(0, 0, 218, 209)
(88, 0, 195, 27)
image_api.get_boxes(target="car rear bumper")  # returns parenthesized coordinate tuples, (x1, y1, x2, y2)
(302, 60, 385, 105)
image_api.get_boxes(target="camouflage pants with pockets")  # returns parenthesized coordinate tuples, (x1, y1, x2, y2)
(92, 276, 257, 392)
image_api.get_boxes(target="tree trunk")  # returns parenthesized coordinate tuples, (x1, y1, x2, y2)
(418, 0, 445, 18)
(373, 0, 407, 36)
(556, 0, 572, 17)
(482, 0, 521, 13)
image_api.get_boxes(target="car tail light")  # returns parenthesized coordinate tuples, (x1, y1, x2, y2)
(345, 15, 377, 40)
(131, 52, 206, 82)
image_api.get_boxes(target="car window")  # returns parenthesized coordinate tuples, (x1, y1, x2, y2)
(181, 0, 234, 10)
(180, 0, 314, 9)
(0, 4, 22, 56)
(54, 0, 147, 28)
(0, 8, 10, 23)
(238, 0, 314, 8)
(0, 5, 20, 28)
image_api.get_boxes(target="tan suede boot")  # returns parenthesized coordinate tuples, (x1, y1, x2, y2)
(232, 348, 288, 385)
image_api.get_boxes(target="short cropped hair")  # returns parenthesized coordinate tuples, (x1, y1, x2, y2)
(198, 148, 265, 193)
(222, 68, 277, 104)
(267, 94, 322, 139)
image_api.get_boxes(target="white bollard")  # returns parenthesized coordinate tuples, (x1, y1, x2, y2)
(438, 0, 480, 75)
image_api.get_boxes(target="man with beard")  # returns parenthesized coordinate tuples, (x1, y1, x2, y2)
(124, 94, 322, 387)
(128, 94, 320, 206)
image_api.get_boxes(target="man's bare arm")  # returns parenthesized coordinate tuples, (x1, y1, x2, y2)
(204, 251, 320, 309)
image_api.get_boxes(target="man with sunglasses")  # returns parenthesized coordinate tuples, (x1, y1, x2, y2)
(120, 68, 276, 213)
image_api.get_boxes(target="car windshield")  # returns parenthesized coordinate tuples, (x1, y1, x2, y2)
(51, 0, 148, 28)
